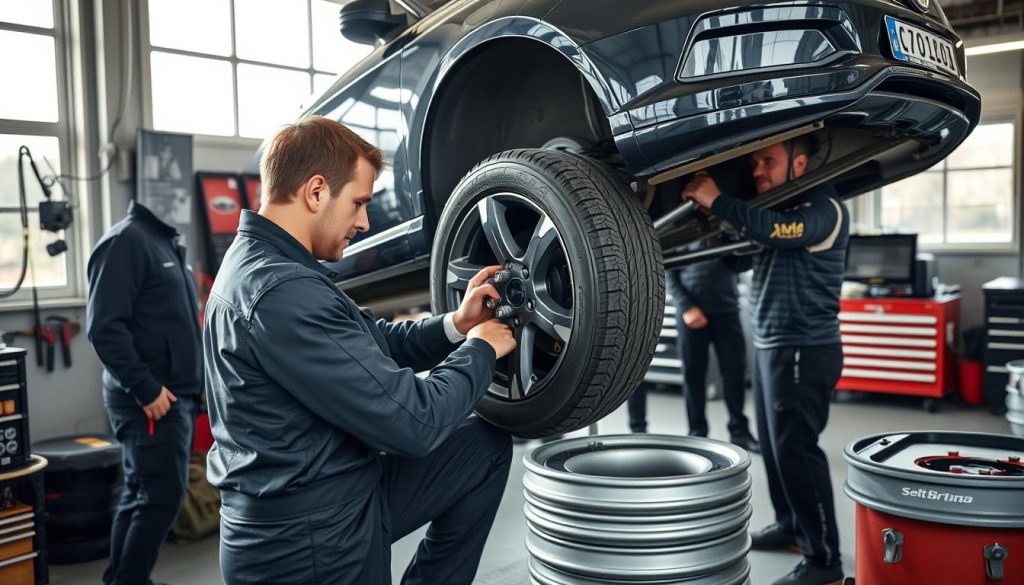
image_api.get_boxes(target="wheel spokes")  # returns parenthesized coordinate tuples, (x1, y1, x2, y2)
(477, 197, 524, 262)
(522, 213, 560, 271)
(531, 290, 572, 344)
(446, 256, 486, 293)
(508, 323, 536, 399)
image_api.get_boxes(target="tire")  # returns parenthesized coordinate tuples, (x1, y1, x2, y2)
(430, 149, 664, 437)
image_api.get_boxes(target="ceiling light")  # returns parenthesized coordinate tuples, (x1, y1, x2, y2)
(965, 34, 1024, 56)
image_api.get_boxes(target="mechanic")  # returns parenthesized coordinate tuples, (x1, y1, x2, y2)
(627, 235, 760, 454)
(86, 199, 202, 585)
(683, 136, 848, 585)
(204, 116, 517, 585)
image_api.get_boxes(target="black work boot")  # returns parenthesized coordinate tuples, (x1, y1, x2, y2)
(730, 434, 762, 454)
(771, 560, 844, 585)
(750, 523, 801, 553)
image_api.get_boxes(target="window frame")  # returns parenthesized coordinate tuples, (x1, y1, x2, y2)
(0, 0, 90, 308)
(863, 113, 1021, 254)
(139, 0, 364, 147)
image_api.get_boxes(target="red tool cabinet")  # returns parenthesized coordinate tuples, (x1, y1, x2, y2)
(837, 295, 960, 402)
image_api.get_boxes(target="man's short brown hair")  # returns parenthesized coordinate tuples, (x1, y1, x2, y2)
(259, 116, 383, 205)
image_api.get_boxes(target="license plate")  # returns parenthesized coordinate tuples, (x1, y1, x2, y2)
(884, 15, 959, 78)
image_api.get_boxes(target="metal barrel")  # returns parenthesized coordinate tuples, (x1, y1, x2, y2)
(523, 434, 752, 583)
(844, 431, 1024, 527)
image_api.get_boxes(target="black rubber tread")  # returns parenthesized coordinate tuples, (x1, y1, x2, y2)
(433, 149, 663, 436)
(583, 160, 665, 425)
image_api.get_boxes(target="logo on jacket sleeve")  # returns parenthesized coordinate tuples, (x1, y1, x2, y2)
(770, 222, 804, 239)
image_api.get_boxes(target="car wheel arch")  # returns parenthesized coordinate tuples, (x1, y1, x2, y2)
(417, 31, 622, 239)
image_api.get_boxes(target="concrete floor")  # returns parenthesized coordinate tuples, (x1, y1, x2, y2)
(49, 387, 1008, 585)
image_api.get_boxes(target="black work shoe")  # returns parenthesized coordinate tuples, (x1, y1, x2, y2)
(730, 434, 762, 454)
(751, 524, 801, 553)
(771, 560, 844, 585)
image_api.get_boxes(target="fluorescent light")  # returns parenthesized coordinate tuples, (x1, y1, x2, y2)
(967, 40, 1024, 56)
(965, 34, 1024, 56)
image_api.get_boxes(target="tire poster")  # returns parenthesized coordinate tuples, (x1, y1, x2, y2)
(136, 129, 194, 244)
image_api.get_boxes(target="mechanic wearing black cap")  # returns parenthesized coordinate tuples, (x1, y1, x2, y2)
(86, 199, 202, 585)
(683, 136, 848, 585)
(204, 116, 516, 585)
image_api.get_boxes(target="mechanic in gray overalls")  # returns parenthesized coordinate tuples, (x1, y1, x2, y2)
(204, 116, 516, 585)
(684, 136, 848, 585)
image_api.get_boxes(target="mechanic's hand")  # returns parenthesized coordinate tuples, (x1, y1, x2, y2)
(682, 307, 708, 329)
(143, 387, 177, 421)
(682, 172, 722, 209)
(452, 265, 503, 335)
(468, 319, 517, 358)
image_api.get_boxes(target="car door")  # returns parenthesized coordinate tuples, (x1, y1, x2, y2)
(316, 51, 425, 282)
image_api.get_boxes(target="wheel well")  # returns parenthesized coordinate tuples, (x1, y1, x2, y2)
(423, 38, 615, 227)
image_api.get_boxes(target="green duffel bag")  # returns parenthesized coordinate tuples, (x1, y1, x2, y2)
(171, 452, 221, 543)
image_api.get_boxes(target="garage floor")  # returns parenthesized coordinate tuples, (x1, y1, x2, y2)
(49, 388, 1004, 585)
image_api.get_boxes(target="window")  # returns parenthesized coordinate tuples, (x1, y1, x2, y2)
(145, 0, 374, 139)
(0, 2, 77, 298)
(868, 120, 1016, 248)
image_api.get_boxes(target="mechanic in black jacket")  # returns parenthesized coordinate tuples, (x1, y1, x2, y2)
(683, 137, 848, 585)
(86, 200, 203, 585)
(627, 238, 759, 453)
(204, 117, 516, 585)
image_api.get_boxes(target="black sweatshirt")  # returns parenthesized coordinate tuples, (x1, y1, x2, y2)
(667, 239, 740, 316)
(710, 183, 849, 349)
(86, 201, 203, 406)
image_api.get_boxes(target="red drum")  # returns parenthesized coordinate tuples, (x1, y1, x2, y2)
(845, 432, 1024, 584)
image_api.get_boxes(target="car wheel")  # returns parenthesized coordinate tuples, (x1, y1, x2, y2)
(430, 149, 664, 437)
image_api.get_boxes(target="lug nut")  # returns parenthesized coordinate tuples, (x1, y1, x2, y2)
(492, 270, 512, 284)
(495, 306, 514, 319)
(513, 317, 521, 327)
(521, 268, 530, 279)
(526, 300, 535, 311)
(485, 298, 499, 310)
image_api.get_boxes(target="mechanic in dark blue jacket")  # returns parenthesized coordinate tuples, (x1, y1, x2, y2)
(627, 238, 759, 453)
(204, 117, 516, 585)
(684, 137, 848, 585)
(86, 200, 202, 585)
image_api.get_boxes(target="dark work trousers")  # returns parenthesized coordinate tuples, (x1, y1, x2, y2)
(627, 312, 750, 437)
(627, 385, 648, 432)
(680, 311, 750, 438)
(103, 389, 197, 585)
(754, 344, 842, 568)
(219, 416, 513, 585)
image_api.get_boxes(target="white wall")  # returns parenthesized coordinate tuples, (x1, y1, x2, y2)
(937, 52, 1024, 332)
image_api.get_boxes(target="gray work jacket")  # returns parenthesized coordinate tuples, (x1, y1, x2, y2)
(204, 211, 497, 516)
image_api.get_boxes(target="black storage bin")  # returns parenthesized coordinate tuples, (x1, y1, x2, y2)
(33, 435, 121, 565)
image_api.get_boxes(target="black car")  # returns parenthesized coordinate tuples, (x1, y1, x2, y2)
(251, 0, 980, 436)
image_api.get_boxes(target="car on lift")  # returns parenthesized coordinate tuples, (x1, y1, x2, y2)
(249, 0, 980, 437)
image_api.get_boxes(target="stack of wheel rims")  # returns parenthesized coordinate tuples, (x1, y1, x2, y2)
(845, 431, 1024, 584)
(1005, 360, 1024, 437)
(523, 434, 752, 584)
